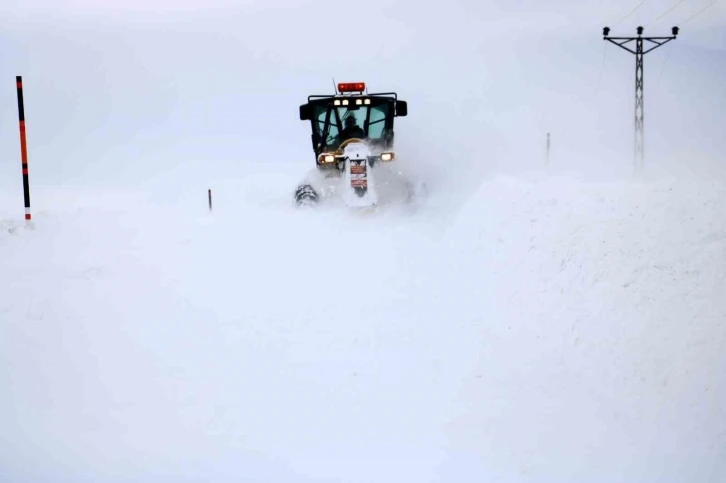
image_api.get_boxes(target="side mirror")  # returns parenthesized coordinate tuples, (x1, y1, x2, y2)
(299, 103, 312, 120)
(396, 100, 407, 117)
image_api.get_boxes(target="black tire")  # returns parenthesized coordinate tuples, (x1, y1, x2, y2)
(295, 184, 318, 206)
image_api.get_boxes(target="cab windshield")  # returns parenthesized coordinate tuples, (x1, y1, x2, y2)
(311, 102, 391, 151)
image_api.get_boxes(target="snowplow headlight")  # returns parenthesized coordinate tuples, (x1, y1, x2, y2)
(318, 154, 336, 163)
(380, 152, 395, 161)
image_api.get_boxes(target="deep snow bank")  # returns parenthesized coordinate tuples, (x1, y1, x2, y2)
(0, 164, 459, 482)
(439, 169, 726, 482)
(0, 160, 724, 483)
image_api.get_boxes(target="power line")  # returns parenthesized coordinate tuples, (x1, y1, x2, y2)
(655, 51, 670, 93)
(612, 0, 651, 27)
(679, 0, 720, 24)
(593, 41, 608, 97)
(647, 0, 689, 25)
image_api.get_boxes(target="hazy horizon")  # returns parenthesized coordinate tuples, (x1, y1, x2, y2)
(1, 0, 724, 193)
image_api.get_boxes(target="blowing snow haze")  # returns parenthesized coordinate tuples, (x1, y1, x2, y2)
(1, 1, 725, 482)
(1, 0, 725, 186)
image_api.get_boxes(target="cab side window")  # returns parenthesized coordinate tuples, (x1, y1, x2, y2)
(367, 104, 389, 139)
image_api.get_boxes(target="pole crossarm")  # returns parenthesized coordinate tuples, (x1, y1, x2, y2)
(642, 37, 676, 54)
(605, 36, 675, 54)
(605, 38, 638, 54)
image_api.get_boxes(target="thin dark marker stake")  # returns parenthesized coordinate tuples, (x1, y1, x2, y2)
(16, 76, 32, 222)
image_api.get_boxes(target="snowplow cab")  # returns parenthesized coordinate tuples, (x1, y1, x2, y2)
(298, 82, 407, 169)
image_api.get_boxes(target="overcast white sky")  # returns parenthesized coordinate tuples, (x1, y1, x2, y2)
(0, 0, 724, 187)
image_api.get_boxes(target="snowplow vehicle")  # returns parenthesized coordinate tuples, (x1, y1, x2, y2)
(294, 82, 412, 208)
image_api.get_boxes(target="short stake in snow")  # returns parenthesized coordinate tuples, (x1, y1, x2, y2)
(208, 189, 212, 211)
(16, 76, 32, 223)
(546, 132, 551, 164)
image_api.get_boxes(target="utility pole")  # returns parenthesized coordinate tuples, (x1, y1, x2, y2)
(603, 25, 679, 169)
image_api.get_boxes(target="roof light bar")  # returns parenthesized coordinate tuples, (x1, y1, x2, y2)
(338, 82, 365, 93)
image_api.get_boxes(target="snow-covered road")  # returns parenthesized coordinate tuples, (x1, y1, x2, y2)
(1, 159, 724, 482)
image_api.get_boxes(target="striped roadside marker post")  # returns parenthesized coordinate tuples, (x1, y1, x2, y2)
(16, 76, 32, 222)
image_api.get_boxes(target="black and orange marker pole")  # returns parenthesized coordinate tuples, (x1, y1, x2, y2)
(16, 76, 32, 222)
